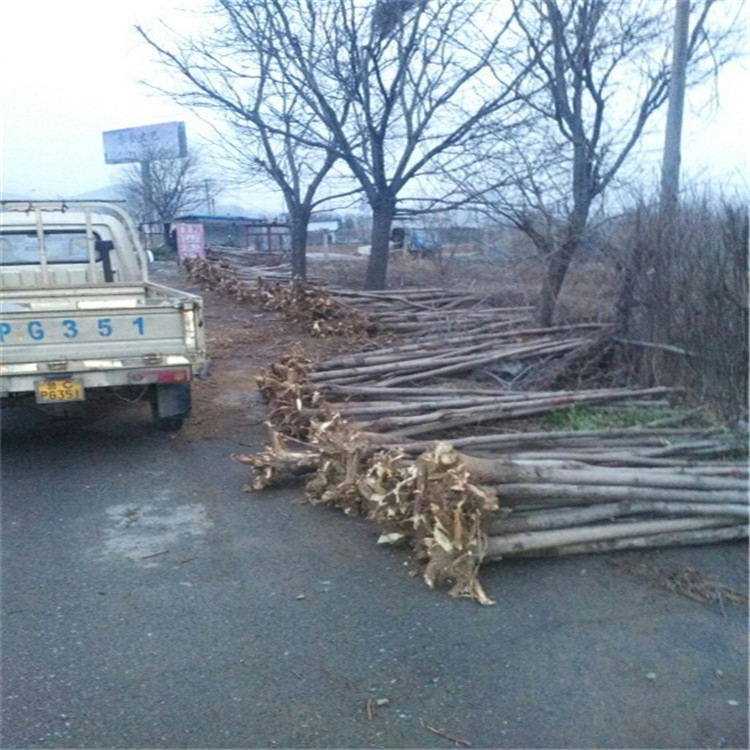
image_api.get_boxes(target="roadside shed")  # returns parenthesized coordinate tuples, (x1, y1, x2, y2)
(172, 215, 291, 253)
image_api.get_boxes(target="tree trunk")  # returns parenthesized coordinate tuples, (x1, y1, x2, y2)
(536, 102, 596, 326)
(537, 231, 578, 326)
(537, 188, 592, 326)
(162, 222, 172, 249)
(287, 205, 310, 280)
(365, 196, 396, 290)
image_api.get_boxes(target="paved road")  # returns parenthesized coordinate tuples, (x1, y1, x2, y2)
(2, 403, 747, 749)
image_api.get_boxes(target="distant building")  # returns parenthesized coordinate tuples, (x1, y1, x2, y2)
(171, 214, 291, 252)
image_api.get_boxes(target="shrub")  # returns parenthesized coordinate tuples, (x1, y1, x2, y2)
(613, 194, 748, 422)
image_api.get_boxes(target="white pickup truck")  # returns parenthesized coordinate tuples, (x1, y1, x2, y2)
(0, 200, 208, 430)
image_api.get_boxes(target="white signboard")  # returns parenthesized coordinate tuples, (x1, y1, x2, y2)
(174, 223, 206, 263)
(103, 122, 187, 164)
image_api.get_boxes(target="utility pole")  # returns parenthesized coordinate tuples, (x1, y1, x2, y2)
(204, 180, 214, 214)
(660, 0, 691, 213)
(140, 159, 154, 248)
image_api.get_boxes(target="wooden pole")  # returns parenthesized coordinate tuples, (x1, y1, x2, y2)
(660, 0, 691, 212)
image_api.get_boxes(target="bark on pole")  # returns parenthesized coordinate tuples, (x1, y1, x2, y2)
(660, 0, 691, 212)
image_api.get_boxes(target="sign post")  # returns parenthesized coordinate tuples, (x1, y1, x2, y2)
(173, 223, 206, 264)
(102, 122, 187, 165)
(102, 122, 188, 250)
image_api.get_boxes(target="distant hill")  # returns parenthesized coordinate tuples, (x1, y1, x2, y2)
(0, 186, 124, 202)
(1, 188, 277, 219)
(70, 186, 125, 201)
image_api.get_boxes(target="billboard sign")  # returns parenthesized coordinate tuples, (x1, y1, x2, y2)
(174, 222, 206, 263)
(102, 121, 187, 164)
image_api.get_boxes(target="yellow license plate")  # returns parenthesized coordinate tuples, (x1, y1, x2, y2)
(35, 379, 85, 403)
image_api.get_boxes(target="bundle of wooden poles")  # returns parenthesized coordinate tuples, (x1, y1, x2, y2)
(240, 348, 747, 605)
(235, 418, 746, 605)
(184, 258, 372, 338)
(205, 245, 317, 283)
(185, 255, 534, 339)
(326, 286, 533, 335)
(188, 256, 747, 603)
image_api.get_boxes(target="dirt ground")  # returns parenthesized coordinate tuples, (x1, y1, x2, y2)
(150, 260, 350, 443)
(148, 250, 629, 442)
(149, 248, 632, 442)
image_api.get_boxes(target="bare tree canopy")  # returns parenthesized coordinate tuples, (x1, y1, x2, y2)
(456, 0, 743, 324)
(137, 11, 353, 279)
(136, 0, 742, 296)
(140, 0, 534, 289)
(255, 0, 538, 288)
(118, 147, 218, 244)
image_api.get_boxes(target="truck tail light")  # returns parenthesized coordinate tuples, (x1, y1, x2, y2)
(128, 368, 189, 385)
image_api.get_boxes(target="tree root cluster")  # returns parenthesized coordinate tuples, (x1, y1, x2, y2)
(235, 427, 501, 604)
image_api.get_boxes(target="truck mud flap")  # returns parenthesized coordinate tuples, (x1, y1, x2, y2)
(152, 383, 191, 430)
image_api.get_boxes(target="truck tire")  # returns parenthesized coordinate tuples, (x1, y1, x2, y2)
(151, 383, 191, 431)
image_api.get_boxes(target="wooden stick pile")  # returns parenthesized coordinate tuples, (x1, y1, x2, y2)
(184, 259, 373, 339)
(244, 347, 747, 604)
(308, 323, 613, 396)
(235, 424, 746, 605)
(326, 286, 534, 335)
(256, 326, 670, 443)
(184, 256, 536, 339)
(255, 279, 374, 340)
(205, 245, 318, 283)
(192, 256, 747, 604)
(183, 257, 256, 303)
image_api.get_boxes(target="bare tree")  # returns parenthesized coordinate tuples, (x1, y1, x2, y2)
(218, 119, 355, 278)
(136, 15, 356, 279)
(193, 0, 533, 289)
(462, 0, 740, 325)
(117, 147, 218, 246)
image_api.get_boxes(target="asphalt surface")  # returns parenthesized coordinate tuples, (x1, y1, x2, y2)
(1, 402, 747, 749)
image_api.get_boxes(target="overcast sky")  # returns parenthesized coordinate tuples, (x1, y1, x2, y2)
(1, 0, 748, 212)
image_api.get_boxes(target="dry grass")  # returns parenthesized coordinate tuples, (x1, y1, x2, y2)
(609, 558, 748, 607)
(613, 198, 748, 422)
(309, 248, 620, 325)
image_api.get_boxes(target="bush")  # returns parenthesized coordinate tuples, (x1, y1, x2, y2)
(614, 195, 748, 422)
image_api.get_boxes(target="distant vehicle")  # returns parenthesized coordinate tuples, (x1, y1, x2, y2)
(390, 226, 442, 257)
(0, 201, 208, 430)
(407, 228, 442, 257)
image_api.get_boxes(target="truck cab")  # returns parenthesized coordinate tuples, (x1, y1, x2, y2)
(0, 204, 149, 288)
